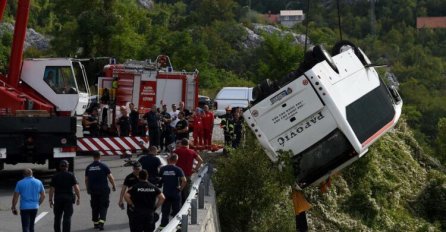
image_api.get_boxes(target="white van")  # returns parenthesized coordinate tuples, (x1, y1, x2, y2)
(214, 87, 253, 117)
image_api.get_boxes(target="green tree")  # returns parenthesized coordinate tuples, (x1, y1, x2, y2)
(187, 0, 237, 26)
(251, 33, 303, 83)
(434, 118, 446, 165)
(214, 132, 295, 232)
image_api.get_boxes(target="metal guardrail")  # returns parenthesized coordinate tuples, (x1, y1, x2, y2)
(160, 164, 212, 232)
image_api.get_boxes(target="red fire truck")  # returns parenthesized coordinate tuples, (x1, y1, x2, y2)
(100, 56, 198, 113)
(76, 56, 200, 155)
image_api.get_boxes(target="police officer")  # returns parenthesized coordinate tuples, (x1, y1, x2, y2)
(117, 106, 131, 136)
(118, 161, 142, 231)
(124, 170, 165, 232)
(138, 146, 162, 187)
(143, 105, 161, 148)
(129, 103, 140, 136)
(85, 152, 116, 231)
(49, 160, 80, 232)
(159, 154, 186, 228)
(160, 104, 172, 151)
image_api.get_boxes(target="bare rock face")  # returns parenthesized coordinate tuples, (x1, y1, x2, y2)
(25, 27, 50, 50)
(137, 0, 154, 9)
(0, 23, 50, 51)
(242, 27, 263, 49)
(242, 23, 310, 49)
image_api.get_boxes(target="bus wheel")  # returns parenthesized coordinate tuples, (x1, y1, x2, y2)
(252, 84, 262, 103)
(331, 40, 368, 66)
(260, 79, 278, 96)
(313, 45, 339, 73)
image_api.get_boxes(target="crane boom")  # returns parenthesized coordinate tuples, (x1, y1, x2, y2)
(0, 0, 7, 21)
(7, 0, 30, 88)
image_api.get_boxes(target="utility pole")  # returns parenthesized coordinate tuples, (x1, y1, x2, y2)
(370, 0, 376, 35)
(248, 0, 251, 13)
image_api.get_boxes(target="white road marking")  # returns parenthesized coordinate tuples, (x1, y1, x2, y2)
(34, 211, 48, 223)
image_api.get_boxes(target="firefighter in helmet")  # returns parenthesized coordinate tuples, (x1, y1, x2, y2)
(220, 106, 234, 146)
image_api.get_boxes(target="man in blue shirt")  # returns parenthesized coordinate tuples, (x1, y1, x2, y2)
(85, 152, 116, 231)
(11, 168, 46, 232)
(159, 154, 186, 228)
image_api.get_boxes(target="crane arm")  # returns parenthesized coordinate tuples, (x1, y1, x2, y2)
(7, 0, 31, 88)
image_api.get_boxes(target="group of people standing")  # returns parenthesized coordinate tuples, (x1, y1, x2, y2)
(82, 101, 215, 153)
(11, 138, 202, 232)
(116, 138, 203, 231)
(143, 102, 214, 151)
(119, 139, 203, 231)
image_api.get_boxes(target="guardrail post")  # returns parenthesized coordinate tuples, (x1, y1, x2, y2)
(181, 214, 188, 232)
(191, 198, 197, 224)
(208, 163, 213, 175)
(204, 174, 210, 196)
(198, 182, 205, 209)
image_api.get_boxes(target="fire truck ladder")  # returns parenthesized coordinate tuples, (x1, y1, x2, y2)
(185, 72, 197, 109)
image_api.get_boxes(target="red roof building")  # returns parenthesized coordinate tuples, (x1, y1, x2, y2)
(264, 12, 279, 24)
(417, 17, 446, 29)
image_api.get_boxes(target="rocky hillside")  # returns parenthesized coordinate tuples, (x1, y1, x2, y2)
(214, 119, 446, 232)
(0, 23, 50, 51)
(305, 119, 446, 231)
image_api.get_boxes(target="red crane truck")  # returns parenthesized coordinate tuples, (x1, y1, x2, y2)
(0, 0, 91, 171)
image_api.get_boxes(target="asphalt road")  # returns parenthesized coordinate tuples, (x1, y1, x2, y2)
(0, 119, 224, 232)
(0, 155, 146, 231)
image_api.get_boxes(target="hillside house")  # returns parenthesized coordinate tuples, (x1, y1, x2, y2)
(417, 17, 446, 29)
(279, 10, 305, 27)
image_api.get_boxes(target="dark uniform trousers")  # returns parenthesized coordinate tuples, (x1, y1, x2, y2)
(160, 196, 181, 227)
(129, 209, 155, 232)
(160, 126, 173, 150)
(181, 177, 192, 205)
(90, 191, 110, 222)
(127, 207, 136, 232)
(54, 197, 74, 232)
(148, 127, 160, 148)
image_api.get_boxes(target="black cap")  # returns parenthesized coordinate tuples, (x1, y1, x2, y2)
(59, 160, 69, 167)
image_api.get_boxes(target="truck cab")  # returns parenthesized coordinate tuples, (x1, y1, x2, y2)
(243, 43, 402, 188)
(0, 0, 90, 171)
(0, 58, 90, 171)
(20, 58, 90, 116)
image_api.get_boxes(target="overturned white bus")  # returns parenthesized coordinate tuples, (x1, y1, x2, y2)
(243, 41, 403, 188)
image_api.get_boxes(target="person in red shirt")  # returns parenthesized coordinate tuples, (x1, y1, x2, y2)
(174, 138, 203, 205)
(192, 108, 204, 147)
(202, 105, 214, 149)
